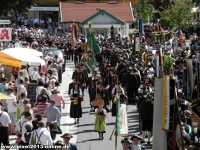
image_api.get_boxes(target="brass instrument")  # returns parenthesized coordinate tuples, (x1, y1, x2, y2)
(113, 75, 119, 104)
(81, 43, 88, 50)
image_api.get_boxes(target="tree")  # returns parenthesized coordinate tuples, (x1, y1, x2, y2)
(133, 0, 154, 23)
(0, 0, 36, 20)
(159, 0, 194, 30)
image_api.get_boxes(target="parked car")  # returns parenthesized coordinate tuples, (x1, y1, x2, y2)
(43, 48, 65, 72)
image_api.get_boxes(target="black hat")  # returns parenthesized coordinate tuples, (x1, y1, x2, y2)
(121, 137, 131, 144)
(60, 133, 73, 138)
(49, 99, 55, 103)
(24, 111, 32, 117)
(130, 135, 142, 140)
(54, 140, 64, 146)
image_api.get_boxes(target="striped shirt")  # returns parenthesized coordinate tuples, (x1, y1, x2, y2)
(37, 102, 50, 118)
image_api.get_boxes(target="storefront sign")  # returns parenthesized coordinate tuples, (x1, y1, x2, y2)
(30, 7, 59, 11)
(0, 28, 12, 41)
(162, 75, 170, 131)
(0, 20, 11, 24)
(117, 103, 128, 136)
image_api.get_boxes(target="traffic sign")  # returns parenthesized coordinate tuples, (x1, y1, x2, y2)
(0, 20, 11, 24)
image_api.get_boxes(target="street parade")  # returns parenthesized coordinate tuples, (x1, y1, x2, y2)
(0, 0, 200, 150)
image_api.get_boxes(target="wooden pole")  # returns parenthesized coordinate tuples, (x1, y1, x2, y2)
(115, 99, 118, 150)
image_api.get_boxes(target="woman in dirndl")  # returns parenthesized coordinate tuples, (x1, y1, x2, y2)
(111, 82, 127, 116)
(69, 82, 83, 124)
(94, 105, 107, 140)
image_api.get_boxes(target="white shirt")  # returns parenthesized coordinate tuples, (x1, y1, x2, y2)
(15, 118, 29, 134)
(31, 71, 40, 81)
(6, 94, 16, 113)
(30, 127, 53, 145)
(0, 111, 11, 127)
(17, 84, 27, 96)
(28, 66, 34, 76)
(36, 86, 43, 97)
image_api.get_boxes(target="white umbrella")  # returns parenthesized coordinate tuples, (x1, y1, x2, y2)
(2, 48, 43, 57)
(2, 48, 45, 66)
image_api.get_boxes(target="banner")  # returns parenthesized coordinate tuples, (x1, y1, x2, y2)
(172, 98, 184, 150)
(187, 59, 193, 100)
(162, 75, 170, 131)
(117, 102, 128, 136)
(71, 24, 77, 46)
(0, 28, 12, 41)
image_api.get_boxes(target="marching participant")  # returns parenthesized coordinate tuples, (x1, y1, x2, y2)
(129, 135, 146, 150)
(86, 71, 100, 112)
(69, 82, 83, 124)
(94, 104, 107, 140)
(104, 68, 118, 110)
(111, 82, 127, 116)
(92, 81, 109, 111)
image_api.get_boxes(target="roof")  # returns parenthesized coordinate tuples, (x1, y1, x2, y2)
(81, 9, 125, 25)
(59, 2, 134, 23)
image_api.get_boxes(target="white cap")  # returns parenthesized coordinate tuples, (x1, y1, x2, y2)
(28, 62, 31, 66)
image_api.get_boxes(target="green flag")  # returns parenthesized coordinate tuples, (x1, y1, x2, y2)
(87, 31, 100, 54)
(86, 56, 95, 73)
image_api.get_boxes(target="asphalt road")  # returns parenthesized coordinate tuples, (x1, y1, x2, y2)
(9, 60, 152, 150)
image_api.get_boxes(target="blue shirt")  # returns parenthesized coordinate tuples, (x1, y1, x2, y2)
(0, 83, 8, 93)
(44, 105, 60, 122)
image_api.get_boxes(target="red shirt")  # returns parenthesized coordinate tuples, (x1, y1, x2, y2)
(37, 102, 50, 118)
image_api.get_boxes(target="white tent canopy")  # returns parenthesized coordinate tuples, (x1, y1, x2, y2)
(2, 48, 45, 66)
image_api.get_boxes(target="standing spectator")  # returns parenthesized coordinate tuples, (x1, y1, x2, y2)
(17, 80, 27, 99)
(37, 95, 49, 122)
(32, 113, 42, 130)
(44, 99, 61, 126)
(6, 88, 19, 134)
(21, 123, 33, 150)
(34, 17, 39, 28)
(15, 111, 32, 135)
(30, 121, 53, 148)
(0, 102, 12, 149)
(30, 67, 40, 83)
(50, 87, 65, 126)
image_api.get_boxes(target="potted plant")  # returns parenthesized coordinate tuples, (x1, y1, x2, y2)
(163, 55, 174, 75)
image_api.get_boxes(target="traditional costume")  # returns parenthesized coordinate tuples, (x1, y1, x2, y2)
(111, 85, 127, 116)
(69, 83, 83, 124)
(94, 107, 106, 140)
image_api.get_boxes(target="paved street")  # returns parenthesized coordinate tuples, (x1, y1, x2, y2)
(9, 60, 152, 149)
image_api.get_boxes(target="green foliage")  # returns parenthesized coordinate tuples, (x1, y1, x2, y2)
(159, 0, 194, 30)
(0, 0, 36, 19)
(133, 0, 154, 23)
(163, 55, 174, 69)
(159, 17, 173, 29)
